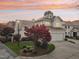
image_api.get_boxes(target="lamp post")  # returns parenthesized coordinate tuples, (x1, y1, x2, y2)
(17, 20, 20, 47)
(17, 20, 20, 35)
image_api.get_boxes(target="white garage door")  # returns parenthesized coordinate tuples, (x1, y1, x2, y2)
(51, 33, 64, 41)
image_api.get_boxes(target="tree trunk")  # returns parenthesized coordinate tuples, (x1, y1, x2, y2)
(6, 35, 8, 42)
(11, 36, 14, 43)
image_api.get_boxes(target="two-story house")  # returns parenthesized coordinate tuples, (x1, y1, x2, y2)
(64, 20, 79, 38)
(34, 11, 65, 41)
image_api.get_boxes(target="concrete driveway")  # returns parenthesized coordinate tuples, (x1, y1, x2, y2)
(16, 40, 79, 59)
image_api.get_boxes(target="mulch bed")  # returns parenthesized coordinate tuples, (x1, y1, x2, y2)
(20, 46, 55, 57)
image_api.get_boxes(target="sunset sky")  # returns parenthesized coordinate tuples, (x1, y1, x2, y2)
(0, 0, 79, 23)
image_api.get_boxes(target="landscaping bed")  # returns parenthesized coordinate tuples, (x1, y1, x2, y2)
(5, 41, 55, 57)
(4, 24, 55, 57)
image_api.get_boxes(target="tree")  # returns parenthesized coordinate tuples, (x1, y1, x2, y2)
(1, 27, 14, 41)
(24, 24, 51, 49)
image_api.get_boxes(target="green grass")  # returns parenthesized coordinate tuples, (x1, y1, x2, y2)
(48, 44, 55, 50)
(5, 41, 34, 55)
(5, 41, 55, 56)
(47, 44, 55, 53)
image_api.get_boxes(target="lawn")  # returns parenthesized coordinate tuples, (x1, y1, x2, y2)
(5, 41, 34, 55)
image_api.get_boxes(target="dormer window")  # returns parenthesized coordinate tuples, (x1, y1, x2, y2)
(44, 22, 51, 26)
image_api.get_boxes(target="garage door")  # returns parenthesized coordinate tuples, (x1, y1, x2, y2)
(51, 33, 64, 41)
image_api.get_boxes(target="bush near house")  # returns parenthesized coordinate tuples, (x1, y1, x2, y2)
(0, 27, 14, 42)
(76, 36, 79, 40)
(13, 34, 21, 42)
(0, 36, 6, 43)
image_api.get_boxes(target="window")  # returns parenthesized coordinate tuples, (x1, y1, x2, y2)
(43, 21, 51, 26)
(55, 23, 62, 27)
(68, 32, 70, 35)
(65, 25, 70, 29)
(68, 26, 70, 28)
(65, 26, 67, 29)
(65, 32, 67, 35)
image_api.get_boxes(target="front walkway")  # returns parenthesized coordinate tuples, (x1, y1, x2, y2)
(15, 40, 79, 59)
(0, 42, 15, 59)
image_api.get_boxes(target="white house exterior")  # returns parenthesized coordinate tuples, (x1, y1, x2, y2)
(14, 20, 33, 38)
(13, 11, 66, 41)
(34, 11, 65, 41)
(50, 28, 65, 41)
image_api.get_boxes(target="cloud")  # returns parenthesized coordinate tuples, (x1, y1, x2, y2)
(0, 0, 78, 10)
(0, 0, 16, 2)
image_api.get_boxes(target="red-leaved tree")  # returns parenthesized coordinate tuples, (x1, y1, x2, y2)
(24, 24, 51, 48)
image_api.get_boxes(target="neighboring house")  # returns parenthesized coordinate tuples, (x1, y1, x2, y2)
(70, 27, 79, 37)
(64, 20, 79, 38)
(34, 11, 65, 41)
(7, 21, 15, 28)
(0, 23, 8, 40)
(0, 23, 7, 33)
(64, 21, 73, 37)
(14, 20, 33, 38)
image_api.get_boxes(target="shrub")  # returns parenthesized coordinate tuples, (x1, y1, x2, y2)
(48, 44, 55, 51)
(0, 36, 6, 43)
(64, 38, 68, 41)
(65, 35, 70, 38)
(1, 27, 14, 41)
(76, 36, 79, 40)
(41, 42, 48, 49)
(21, 37, 32, 41)
(13, 34, 21, 42)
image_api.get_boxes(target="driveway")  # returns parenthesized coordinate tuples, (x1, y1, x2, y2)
(15, 40, 79, 59)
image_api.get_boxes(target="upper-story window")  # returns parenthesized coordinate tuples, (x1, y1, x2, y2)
(55, 23, 62, 27)
(65, 25, 70, 29)
(68, 26, 70, 29)
(65, 32, 67, 35)
(65, 26, 67, 29)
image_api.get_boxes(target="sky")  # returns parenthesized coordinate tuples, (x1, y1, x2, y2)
(0, 0, 79, 23)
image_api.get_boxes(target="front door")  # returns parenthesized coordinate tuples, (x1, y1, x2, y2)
(73, 32, 77, 37)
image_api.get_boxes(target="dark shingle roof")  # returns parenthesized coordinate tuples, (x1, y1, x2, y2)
(44, 11, 53, 16)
